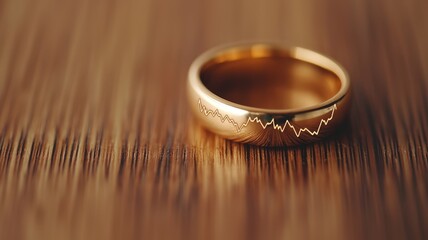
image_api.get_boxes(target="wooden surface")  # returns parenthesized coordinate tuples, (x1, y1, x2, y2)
(0, 0, 427, 239)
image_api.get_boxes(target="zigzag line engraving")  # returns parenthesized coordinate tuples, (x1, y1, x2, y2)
(198, 98, 337, 137)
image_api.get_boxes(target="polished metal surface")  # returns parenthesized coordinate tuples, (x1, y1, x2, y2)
(188, 43, 351, 146)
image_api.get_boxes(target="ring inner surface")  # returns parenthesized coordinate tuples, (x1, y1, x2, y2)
(200, 52, 342, 110)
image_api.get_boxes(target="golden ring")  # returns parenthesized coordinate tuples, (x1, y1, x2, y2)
(187, 43, 351, 146)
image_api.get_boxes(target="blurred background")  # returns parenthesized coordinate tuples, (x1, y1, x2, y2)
(0, 0, 427, 239)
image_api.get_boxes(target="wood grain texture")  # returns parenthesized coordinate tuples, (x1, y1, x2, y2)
(0, 0, 427, 239)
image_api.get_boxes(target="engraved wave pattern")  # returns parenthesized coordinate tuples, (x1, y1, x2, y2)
(198, 98, 337, 137)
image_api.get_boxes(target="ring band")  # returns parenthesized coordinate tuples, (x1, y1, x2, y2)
(188, 43, 350, 146)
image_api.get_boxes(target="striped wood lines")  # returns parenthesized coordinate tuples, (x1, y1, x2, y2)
(0, 0, 427, 239)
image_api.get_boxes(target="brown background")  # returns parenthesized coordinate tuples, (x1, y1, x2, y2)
(0, 0, 427, 239)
